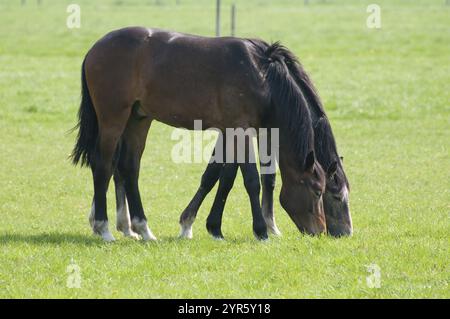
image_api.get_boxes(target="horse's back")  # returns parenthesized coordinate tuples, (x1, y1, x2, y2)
(85, 27, 270, 130)
(142, 29, 269, 128)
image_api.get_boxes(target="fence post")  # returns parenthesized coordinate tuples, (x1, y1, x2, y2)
(216, 0, 221, 37)
(231, 4, 236, 37)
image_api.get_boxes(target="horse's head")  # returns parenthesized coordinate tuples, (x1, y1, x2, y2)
(322, 159, 352, 237)
(279, 150, 327, 235)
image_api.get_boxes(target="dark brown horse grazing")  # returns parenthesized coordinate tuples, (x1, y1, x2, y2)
(179, 47, 352, 239)
(71, 27, 326, 242)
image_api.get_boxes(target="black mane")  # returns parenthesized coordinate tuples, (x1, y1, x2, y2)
(286, 55, 350, 188)
(250, 38, 349, 188)
(251, 40, 315, 166)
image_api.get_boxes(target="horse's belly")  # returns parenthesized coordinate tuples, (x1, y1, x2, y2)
(141, 95, 226, 130)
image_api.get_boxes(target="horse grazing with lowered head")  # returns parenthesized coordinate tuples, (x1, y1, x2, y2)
(179, 40, 352, 239)
(72, 27, 326, 241)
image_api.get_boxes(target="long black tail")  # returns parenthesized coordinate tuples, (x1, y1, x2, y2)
(70, 57, 98, 168)
(257, 41, 314, 164)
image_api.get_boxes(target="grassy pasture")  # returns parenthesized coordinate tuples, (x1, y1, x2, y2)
(0, 0, 448, 298)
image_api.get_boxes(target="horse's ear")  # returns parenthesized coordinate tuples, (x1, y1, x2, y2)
(327, 161, 338, 178)
(304, 151, 315, 173)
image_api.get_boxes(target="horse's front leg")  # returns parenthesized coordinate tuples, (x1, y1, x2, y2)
(258, 130, 281, 236)
(179, 143, 224, 239)
(260, 172, 281, 236)
(240, 161, 268, 240)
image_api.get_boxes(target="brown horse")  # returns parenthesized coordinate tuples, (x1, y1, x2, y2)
(71, 27, 326, 241)
(179, 49, 352, 239)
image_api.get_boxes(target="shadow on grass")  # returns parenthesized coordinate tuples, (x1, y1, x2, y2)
(157, 234, 278, 246)
(0, 232, 283, 247)
(0, 232, 102, 246)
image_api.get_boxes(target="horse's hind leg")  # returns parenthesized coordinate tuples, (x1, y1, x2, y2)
(117, 114, 156, 241)
(91, 109, 131, 242)
(114, 169, 139, 239)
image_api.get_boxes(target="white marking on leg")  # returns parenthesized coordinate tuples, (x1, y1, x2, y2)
(116, 195, 139, 240)
(92, 220, 115, 242)
(264, 216, 282, 236)
(90, 200, 115, 241)
(179, 216, 195, 239)
(131, 217, 157, 241)
(262, 201, 281, 236)
(179, 224, 193, 239)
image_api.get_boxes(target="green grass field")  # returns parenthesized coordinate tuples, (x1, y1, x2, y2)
(0, 0, 448, 298)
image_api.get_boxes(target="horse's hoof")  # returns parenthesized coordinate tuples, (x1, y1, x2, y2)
(142, 233, 157, 242)
(122, 229, 141, 240)
(268, 225, 282, 237)
(254, 229, 269, 241)
(179, 224, 193, 239)
(93, 230, 116, 242)
(253, 222, 269, 241)
(117, 222, 140, 239)
(93, 220, 116, 242)
(131, 218, 157, 241)
(206, 223, 224, 240)
(263, 218, 281, 236)
(255, 234, 269, 242)
(100, 232, 116, 242)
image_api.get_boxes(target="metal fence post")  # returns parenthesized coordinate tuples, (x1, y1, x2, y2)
(216, 0, 221, 37)
(231, 4, 236, 37)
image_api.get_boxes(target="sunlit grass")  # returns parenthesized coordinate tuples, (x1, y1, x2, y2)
(0, 0, 448, 298)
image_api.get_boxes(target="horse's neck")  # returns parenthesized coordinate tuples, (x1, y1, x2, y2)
(313, 117, 339, 168)
(277, 140, 301, 184)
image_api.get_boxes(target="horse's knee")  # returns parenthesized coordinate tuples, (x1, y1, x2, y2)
(219, 169, 237, 194)
(200, 164, 222, 191)
(243, 175, 261, 196)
